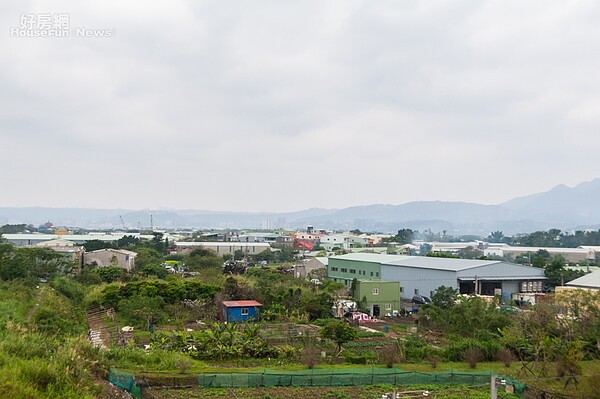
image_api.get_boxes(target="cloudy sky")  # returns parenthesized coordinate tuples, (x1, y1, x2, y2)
(1, 1, 600, 212)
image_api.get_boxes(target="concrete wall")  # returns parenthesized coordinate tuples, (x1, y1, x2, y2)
(84, 249, 136, 272)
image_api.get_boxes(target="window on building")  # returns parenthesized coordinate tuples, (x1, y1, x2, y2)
(241, 308, 249, 316)
(370, 272, 373, 276)
(341, 268, 347, 273)
(350, 269, 356, 274)
(414, 289, 419, 295)
(376, 272, 379, 277)
(399, 287, 404, 293)
(385, 303, 392, 310)
(430, 291, 434, 298)
(372, 288, 379, 295)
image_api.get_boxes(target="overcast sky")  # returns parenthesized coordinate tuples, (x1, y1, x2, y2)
(1, 1, 600, 213)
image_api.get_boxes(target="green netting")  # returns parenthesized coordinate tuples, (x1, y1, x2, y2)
(196, 368, 525, 398)
(108, 368, 142, 399)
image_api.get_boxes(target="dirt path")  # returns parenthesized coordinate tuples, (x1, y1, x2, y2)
(26, 284, 44, 326)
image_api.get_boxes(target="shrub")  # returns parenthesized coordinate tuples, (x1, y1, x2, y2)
(462, 347, 483, 369)
(301, 347, 321, 369)
(344, 351, 375, 364)
(50, 277, 85, 302)
(428, 354, 441, 369)
(379, 345, 399, 368)
(357, 330, 385, 338)
(174, 357, 193, 373)
(443, 338, 500, 362)
(402, 334, 440, 362)
(277, 345, 298, 360)
(497, 347, 514, 367)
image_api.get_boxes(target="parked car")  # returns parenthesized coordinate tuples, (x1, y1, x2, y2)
(411, 295, 431, 305)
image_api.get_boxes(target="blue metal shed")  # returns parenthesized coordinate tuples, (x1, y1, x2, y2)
(221, 300, 262, 322)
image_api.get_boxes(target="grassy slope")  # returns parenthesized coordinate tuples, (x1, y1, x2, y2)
(0, 282, 103, 399)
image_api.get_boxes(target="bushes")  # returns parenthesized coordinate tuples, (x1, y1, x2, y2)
(34, 306, 75, 335)
(462, 347, 483, 369)
(51, 277, 85, 303)
(0, 331, 103, 398)
(421, 295, 511, 337)
(1, 331, 57, 359)
(344, 350, 376, 364)
(151, 324, 282, 362)
(101, 346, 198, 370)
(19, 358, 64, 390)
(497, 347, 514, 367)
(442, 338, 501, 362)
(301, 347, 321, 369)
(379, 345, 400, 368)
(100, 280, 221, 308)
(401, 335, 442, 362)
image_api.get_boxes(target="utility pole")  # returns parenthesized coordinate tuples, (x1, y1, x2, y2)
(490, 374, 497, 399)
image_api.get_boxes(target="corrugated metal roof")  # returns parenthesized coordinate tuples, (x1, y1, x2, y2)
(383, 256, 500, 271)
(1, 233, 127, 242)
(175, 242, 270, 247)
(330, 253, 409, 263)
(86, 248, 138, 256)
(566, 270, 600, 289)
(314, 257, 329, 266)
(503, 246, 590, 254)
(221, 300, 263, 307)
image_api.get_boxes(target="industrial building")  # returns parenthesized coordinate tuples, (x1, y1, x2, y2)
(328, 253, 545, 303)
(563, 269, 600, 291)
(174, 241, 270, 256)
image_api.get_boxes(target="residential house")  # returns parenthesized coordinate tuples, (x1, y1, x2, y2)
(320, 234, 351, 251)
(84, 248, 137, 272)
(291, 232, 322, 251)
(294, 257, 328, 278)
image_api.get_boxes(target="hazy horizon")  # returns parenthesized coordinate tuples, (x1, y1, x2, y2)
(2, 2, 600, 212)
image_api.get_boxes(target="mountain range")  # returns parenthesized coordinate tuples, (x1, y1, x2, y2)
(3, 179, 600, 235)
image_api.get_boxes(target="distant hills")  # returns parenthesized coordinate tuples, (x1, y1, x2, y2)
(3, 179, 600, 235)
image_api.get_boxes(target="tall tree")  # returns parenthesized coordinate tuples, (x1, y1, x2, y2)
(396, 229, 414, 244)
(488, 231, 504, 243)
(320, 319, 359, 354)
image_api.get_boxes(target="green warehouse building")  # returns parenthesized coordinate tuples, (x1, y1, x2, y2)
(328, 253, 401, 317)
(328, 253, 546, 310)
